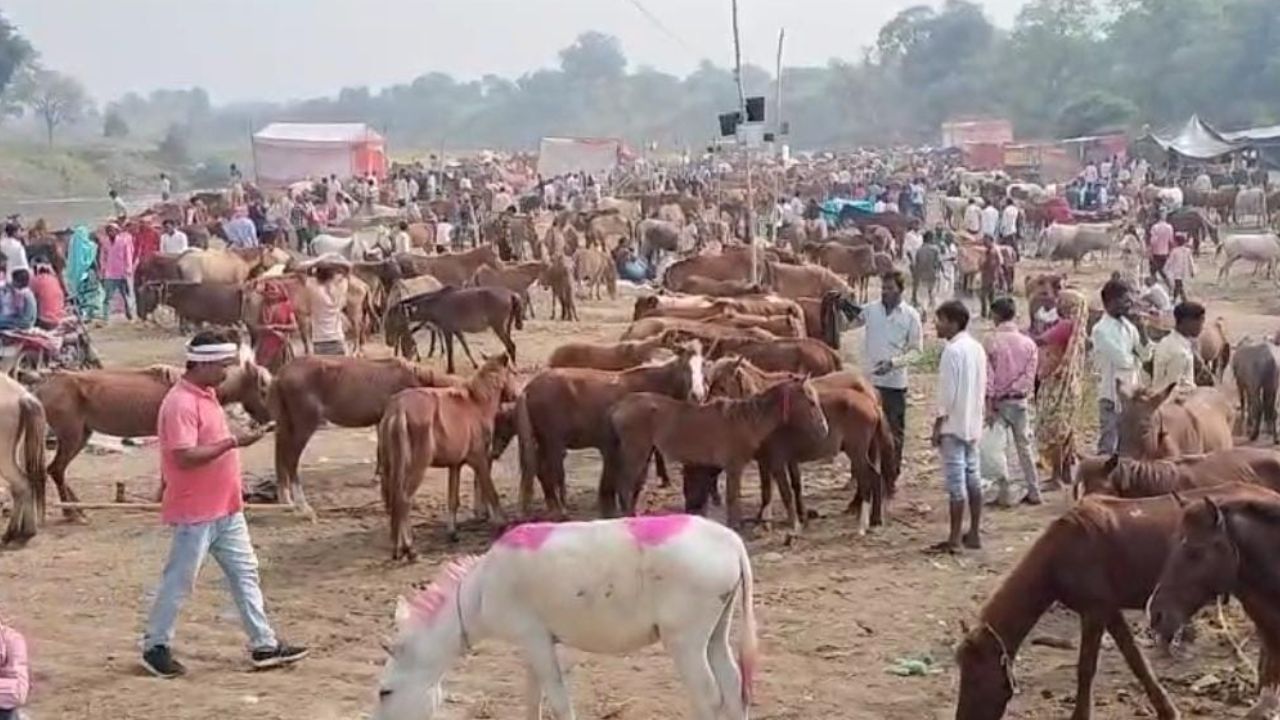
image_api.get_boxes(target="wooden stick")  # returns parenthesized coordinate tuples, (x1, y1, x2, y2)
(54, 502, 300, 513)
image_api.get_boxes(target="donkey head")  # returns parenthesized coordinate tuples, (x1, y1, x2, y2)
(955, 624, 1018, 720)
(1116, 380, 1177, 459)
(1148, 496, 1240, 646)
(669, 339, 706, 401)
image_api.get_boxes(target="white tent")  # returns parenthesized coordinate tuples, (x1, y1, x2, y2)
(252, 122, 388, 186)
(537, 137, 621, 178)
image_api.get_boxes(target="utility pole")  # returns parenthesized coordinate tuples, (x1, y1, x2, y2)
(731, 0, 756, 284)
(775, 28, 785, 142)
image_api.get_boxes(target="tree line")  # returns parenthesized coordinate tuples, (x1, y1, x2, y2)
(2, 0, 1279, 153)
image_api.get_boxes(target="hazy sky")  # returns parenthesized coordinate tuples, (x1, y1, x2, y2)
(5, 0, 1024, 104)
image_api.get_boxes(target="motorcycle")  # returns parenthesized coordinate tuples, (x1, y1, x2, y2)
(0, 315, 102, 380)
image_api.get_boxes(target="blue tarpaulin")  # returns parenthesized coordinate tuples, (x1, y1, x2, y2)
(821, 198, 875, 223)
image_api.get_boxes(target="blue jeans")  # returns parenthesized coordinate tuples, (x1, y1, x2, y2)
(102, 277, 134, 320)
(143, 513, 277, 652)
(940, 434, 981, 503)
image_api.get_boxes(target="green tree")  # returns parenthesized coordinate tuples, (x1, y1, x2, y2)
(19, 68, 90, 146)
(1055, 91, 1138, 137)
(0, 13, 32, 97)
(559, 32, 626, 84)
(103, 109, 130, 138)
(158, 122, 191, 163)
(1001, 0, 1102, 135)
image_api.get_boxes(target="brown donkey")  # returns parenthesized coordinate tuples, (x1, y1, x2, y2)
(37, 360, 272, 517)
(697, 358, 894, 534)
(269, 356, 460, 512)
(1149, 485, 1280, 720)
(954, 486, 1274, 720)
(514, 343, 707, 517)
(470, 261, 546, 319)
(705, 335, 843, 376)
(389, 285, 522, 374)
(605, 378, 828, 530)
(546, 335, 672, 371)
(1073, 448, 1280, 499)
(0, 375, 47, 546)
(377, 354, 515, 560)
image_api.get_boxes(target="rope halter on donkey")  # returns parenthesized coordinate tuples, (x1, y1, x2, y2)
(404, 555, 483, 650)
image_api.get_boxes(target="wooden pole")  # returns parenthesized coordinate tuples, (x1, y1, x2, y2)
(731, 0, 756, 284)
(775, 28, 786, 143)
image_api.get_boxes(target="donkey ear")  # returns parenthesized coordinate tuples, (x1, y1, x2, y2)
(380, 636, 395, 657)
(393, 596, 412, 627)
(1204, 498, 1225, 528)
(959, 619, 971, 636)
(1103, 454, 1119, 474)
(1155, 382, 1177, 405)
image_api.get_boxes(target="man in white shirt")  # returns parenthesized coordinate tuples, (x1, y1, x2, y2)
(980, 201, 999, 239)
(901, 221, 924, 264)
(306, 263, 349, 355)
(110, 190, 128, 219)
(0, 223, 28, 281)
(999, 199, 1019, 243)
(160, 173, 172, 201)
(1150, 301, 1203, 393)
(963, 199, 983, 235)
(1083, 163, 1099, 185)
(851, 271, 923, 476)
(394, 174, 411, 205)
(159, 219, 189, 255)
(391, 221, 413, 255)
(1090, 278, 1151, 454)
(931, 300, 987, 552)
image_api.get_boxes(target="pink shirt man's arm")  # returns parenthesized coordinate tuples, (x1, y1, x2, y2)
(0, 624, 30, 708)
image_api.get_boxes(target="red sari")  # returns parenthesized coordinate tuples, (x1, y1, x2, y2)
(255, 292, 296, 370)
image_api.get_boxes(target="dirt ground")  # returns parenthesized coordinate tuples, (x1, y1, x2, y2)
(2, 248, 1278, 719)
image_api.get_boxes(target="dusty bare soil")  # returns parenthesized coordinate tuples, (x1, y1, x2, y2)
(1, 251, 1277, 719)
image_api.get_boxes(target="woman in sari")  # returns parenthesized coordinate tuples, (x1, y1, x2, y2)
(63, 225, 104, 322)
(253, 280, 297, 372)
(1034, 289, 1089, 489)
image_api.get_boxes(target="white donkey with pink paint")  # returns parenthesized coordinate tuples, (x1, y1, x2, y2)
(373, 514, 759, 720)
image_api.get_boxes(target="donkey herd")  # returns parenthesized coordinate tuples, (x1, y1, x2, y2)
(9, 232, 1280, 718)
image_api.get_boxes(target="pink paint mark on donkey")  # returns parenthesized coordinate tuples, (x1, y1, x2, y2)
(406, 555, 481, 626)
(497, 522, 559, 551)
(624, 514, 693, 546)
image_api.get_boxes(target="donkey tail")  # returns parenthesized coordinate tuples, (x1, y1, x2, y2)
(515, 394, 539, 513)
(509, 294, 525, 332)
(873, 406, 898, 498)
(605, 261, 618, 300)
(18, 393, 48, 520)
(377, 407, 411, 520)
(737, 541, 760, 707)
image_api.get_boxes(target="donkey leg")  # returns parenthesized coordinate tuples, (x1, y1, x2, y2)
(705, 596, 747, 720)
(1070, 614, 1106, 720)
(665, 631, 722, 720)
(472, 456, 506, 525)
(454, 332, 481, 369)
(520, 635, 575, 720)
(523, 665, 545, 720)
(724, 465, 746, 531)
(1106, 613, 1179, 720)
(654, 451, 672, 488)
(49, 425, 89, 522)
(446, 465, 462, 542)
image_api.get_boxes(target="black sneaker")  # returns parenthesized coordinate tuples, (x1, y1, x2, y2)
(250, 643, 309, 670)
(141, 645, 187, 679)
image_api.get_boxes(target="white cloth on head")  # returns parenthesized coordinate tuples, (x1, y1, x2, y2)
(186, 342, 239, 364)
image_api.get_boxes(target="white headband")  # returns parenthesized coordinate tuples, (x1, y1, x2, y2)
(186, 342, 239, 364)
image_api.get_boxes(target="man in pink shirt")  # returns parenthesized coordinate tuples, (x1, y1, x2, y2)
(141, 331, 307, 678)
(0, 620, 29, 719)
(1148, 214, 1174, 287)
(101, 223, 136, 321)
(984, 297, 1041, 506)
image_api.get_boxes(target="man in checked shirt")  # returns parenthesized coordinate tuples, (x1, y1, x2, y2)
(984, 297, 1042, 506)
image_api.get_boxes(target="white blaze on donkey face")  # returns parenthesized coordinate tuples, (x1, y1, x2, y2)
(374, 515, 759, 720)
